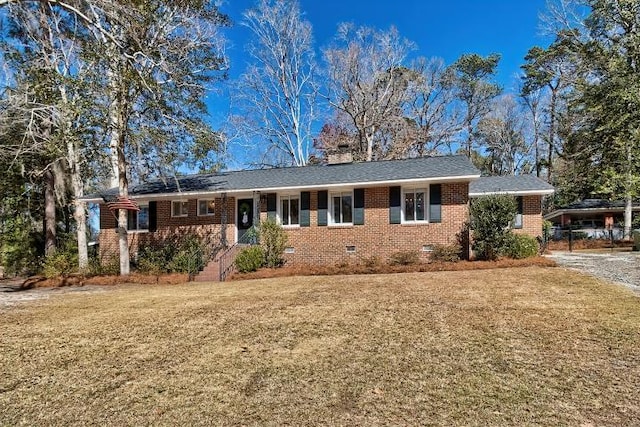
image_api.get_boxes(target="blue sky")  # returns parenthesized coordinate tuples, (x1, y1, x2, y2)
(211, 0, 553, 166)
(219, 0, 551, 88)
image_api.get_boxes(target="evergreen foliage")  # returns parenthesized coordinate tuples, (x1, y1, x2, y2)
(470, 195, 517, 261)
(259, 219, 288, 268)
(235, 246, 266, 273)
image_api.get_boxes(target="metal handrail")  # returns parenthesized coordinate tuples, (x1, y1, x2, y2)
(216, 225, 259, 281)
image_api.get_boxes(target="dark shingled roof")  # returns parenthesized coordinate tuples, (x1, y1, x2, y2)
(85, 155, 480, 201)
(469, 175, 554, 196)
(559, 199, 640, 210)
(543, 198, 640, 221)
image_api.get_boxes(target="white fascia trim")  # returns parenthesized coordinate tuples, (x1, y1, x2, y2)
(85, 174, 481, 203)
(543, 206, 637, 220)
(469, 189, 555, 197)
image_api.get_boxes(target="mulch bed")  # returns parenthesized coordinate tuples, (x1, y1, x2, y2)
(12, 257, 557, 288)
(20, 273, 189, 289)
(231, 256, 556, 281)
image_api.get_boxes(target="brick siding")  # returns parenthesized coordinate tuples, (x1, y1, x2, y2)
(514, 195, 544, 238)
(98, 186, 545, 267)
(262, 183, 470, 265)
(99, 197, 236, 263)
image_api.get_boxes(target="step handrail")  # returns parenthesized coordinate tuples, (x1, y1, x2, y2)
(216, 226, 259, 281)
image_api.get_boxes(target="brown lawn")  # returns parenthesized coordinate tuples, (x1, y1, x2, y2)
(1, 267, 639, 426)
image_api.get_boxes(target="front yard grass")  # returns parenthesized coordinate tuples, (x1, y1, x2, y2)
(1, 267, 639, 425)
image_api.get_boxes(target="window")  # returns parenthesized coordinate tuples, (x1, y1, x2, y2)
(172, 200, 189, 217)
(513, 197, 523, 229)
(280, 195, 300, 226)
(330, 192, 353, 224)
(429, 184, 442, 223)
(198, 199, 215, 216)
(127, 204, 149, 231)
(403, 188, 427, 222)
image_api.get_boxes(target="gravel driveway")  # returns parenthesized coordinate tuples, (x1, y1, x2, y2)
(547, 251, 640, 293)
(0, 280, 108, 309)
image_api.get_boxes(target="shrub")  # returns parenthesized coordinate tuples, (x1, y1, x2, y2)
(137, 234, 206, 275)
(360, 255, 382, 269)
(503, 234, 539, 259)
(42, 240, 79, 278)
(137, 244, 173, 275)
(470, 194, 518, 260)
(259, 219, 288, 268)
(388, 250, 420, 266)
(167, 235, 205, 275)
(89, 255, 120, 276)
(430, 244, 461, 262)
(235, 246, 265, 273)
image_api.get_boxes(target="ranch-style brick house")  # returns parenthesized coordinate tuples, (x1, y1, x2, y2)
(87, 155, 553, 280)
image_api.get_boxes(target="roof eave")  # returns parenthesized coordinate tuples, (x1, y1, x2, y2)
(469, 189, 555, 197)
(544, 205, 640, 220)
(82, 174, 481, 203)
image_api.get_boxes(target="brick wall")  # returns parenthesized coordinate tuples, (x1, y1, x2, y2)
(98, 187, 545, 267)
(98, 197, 236, 263)
(514, 195, 543, 238)
(260, 183, 470, 266)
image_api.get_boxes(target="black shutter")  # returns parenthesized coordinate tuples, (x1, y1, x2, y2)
(317, 190, 328, 226)
(389, 186, 401, 224)
(300, 191, 310, 227)
(353, 188, 365, 225)
(517, 196, 523, 214)
(429, 184, 442, 223)
(267, 193, 277, 220)
(148, 201, 157, 232)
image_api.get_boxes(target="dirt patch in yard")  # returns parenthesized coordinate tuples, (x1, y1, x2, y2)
(231, 256, 556, 281)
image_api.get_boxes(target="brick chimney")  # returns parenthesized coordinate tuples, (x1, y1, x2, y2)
(327, 144, 353, 165)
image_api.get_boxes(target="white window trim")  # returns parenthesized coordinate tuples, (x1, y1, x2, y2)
(128, 203, 149, 232)
(197, 199, 215, 217)
(402, 187, 429, 224)
(278, 194, 301, 228)
(329, 190, 354, 226)
(171, 200, 189, 218)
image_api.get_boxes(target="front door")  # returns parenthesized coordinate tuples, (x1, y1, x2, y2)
(237, 198, 254, 242)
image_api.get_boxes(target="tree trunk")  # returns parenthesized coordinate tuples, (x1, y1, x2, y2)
(624, 196, 632, 240)
(59, 80, 89, 271)
(108, 60, 130, 276)
(466, 123, 473, 158)
(70, 158, 88, 271)
(547, 88, 557, 183)
(44, 168, 57, 257)
(624, 143, 634, 240)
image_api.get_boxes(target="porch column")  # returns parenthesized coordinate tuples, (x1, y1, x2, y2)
(221, 192, 228, 247)
(253, 191, 261, 227)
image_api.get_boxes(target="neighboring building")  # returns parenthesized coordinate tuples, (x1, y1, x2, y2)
(544, 199, 640, 239)
(84, 156, 553, 279)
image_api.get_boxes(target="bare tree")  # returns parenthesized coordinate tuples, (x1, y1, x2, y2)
(405, 57, 462, 157)
(234, 0, 318, 167)
(519, 81, 545, 177)
(323, 24, 415, 161)
(475, 95, 531, 176)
